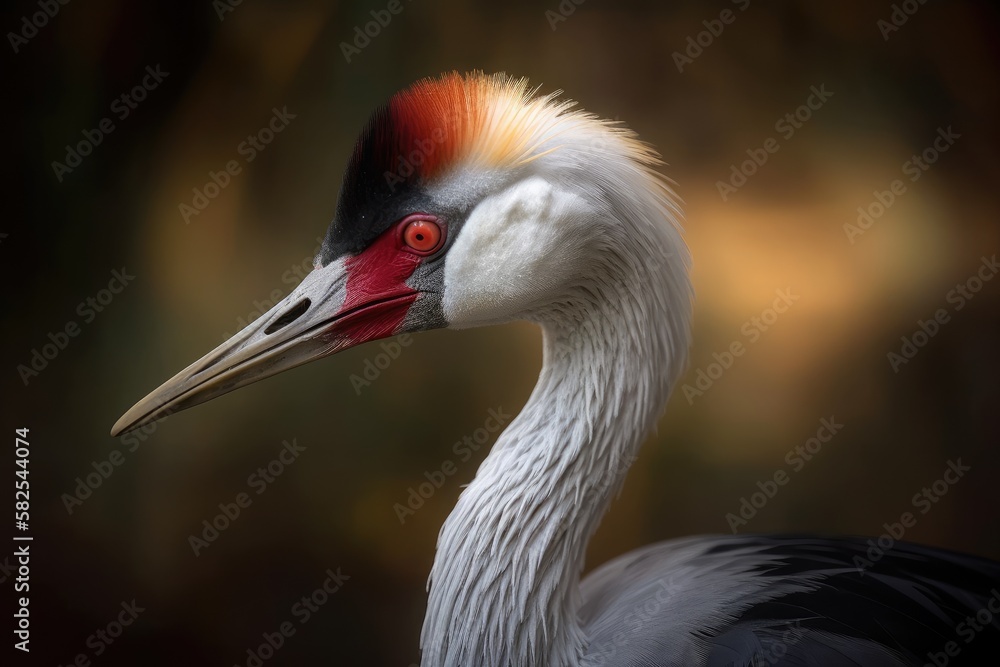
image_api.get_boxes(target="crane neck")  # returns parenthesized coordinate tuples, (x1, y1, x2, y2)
(421, 248, 689, 666)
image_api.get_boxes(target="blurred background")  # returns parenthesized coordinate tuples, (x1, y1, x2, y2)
(4, 0, 1000, 664)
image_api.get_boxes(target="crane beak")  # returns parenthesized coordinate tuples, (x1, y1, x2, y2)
(110, 257, 418, 436)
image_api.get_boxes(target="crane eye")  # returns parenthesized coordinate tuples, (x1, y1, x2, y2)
(400, 217, 444, 255)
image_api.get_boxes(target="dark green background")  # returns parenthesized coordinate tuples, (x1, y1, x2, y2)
(5, 0, 1000, 664)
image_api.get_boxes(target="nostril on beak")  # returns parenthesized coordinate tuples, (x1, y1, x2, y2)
(265, 298, 311, 335)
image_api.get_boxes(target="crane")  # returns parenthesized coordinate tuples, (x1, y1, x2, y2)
(113, 72, 1000, 666)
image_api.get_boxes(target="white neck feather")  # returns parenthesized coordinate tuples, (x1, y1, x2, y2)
(421, 208, 690, 666)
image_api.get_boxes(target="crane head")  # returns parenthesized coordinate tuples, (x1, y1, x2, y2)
(111, 71, 685, 436)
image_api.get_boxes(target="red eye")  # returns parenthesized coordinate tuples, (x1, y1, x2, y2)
(401, 217, 444, 254)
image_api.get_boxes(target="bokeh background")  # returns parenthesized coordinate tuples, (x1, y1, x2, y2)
(5, 0, 1000, 664)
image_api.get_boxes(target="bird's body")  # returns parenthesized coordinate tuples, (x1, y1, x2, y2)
(580, 535, 1000, 666)
(113, 72, 1000, 666)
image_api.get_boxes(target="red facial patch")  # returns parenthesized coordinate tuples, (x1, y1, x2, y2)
(329, 221, 431, 344)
